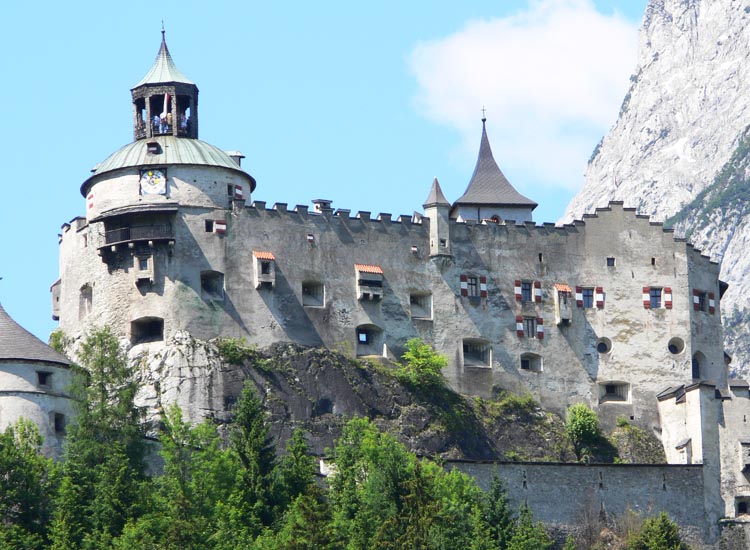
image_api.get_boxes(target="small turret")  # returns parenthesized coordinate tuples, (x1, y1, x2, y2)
(423, 177, 452, 257)
(130, 29, 199, 141)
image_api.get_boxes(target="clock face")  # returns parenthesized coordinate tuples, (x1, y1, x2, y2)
(140, 169, 166, 195)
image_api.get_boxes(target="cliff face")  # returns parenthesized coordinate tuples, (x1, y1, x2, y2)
(563, 0, 750, 376)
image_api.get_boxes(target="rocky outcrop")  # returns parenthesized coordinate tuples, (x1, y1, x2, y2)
(129, 332, 576, 461)
(563, 0, 750, 376)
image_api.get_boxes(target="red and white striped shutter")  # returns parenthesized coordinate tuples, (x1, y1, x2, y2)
(87, 193, 94, 209)
(595, 286, 604, 309)
(516, 316, 524, 337)
(534, 281, 542, 303)
(215, 220, 227, 234)
(643, 287, 651, 309)
(709, 292, 716, 314)
(514, 280, 522, 301)
(460, 274, 468, 297)
(479, 276, 487, 298)
(536, 317, 544, 339)
(234, 185, 244, 199)
(693, 289, 701, 311)
(664, 287, 673, 309)
(575, 286, 583, 308)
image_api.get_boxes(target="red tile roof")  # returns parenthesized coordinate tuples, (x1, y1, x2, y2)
(253, 251, 276, 261)
(355, 263, 384, 275)
(554, 283, 571, 292)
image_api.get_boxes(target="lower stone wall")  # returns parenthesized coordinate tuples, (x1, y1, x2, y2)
(447, 461, 710, 546)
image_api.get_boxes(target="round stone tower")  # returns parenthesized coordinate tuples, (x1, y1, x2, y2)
(56, 32, 257, 346)
(0, 303, 73, 458)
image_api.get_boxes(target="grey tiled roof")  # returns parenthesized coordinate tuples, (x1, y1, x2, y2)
(0, 303, 70, 366)
(423, 177, 450, 207)
(133, 32, 194, 88)
(452, 120, 537, 210)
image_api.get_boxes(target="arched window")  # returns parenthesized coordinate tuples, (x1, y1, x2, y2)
(131, 317, 164, 345)
(692, 352, 705, 380)
(356, 324, 383, 357)
(79, 284, 93, 320)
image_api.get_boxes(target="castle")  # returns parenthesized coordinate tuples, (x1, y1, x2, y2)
(0, 32, 744, 543)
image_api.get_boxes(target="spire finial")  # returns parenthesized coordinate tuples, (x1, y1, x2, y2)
(481, 106, 487, 123)
(161, 21, 165, 41)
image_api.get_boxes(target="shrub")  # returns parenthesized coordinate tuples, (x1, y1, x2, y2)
(566, 403, 601, 459)
(396, 338, 447, 388)
(216, 338, 256, 365)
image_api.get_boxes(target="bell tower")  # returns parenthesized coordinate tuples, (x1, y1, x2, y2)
(131, 29, 199, 141)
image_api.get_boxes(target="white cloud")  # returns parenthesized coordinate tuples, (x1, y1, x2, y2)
(409, 0, 639, 192)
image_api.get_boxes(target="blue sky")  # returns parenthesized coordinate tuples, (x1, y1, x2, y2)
(0, 0, 647, 340)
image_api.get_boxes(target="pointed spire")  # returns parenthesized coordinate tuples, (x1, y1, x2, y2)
(451, 118, 537, 212)
(423, 177, 450, 208)
(133, 28, 194, 88)
(0, 303, 70, 366)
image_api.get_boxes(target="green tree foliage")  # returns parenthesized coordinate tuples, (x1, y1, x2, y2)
(566, 403, 601, 460)
(396, 338, 448, 387)
(628, 512, 688, 550)
(49, 326, 147, 549)
(0, 420, 57, 549)
(507, 504, 553, 550)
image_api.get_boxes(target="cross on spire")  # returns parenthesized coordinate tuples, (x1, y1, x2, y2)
(481, 106, 487, 122)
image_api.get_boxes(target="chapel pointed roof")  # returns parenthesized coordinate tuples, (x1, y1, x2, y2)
(0, 303, 70, 366)
(133, 29, 194, 88)
(452, 119, 537, 210)
(423, 177, 450, 208)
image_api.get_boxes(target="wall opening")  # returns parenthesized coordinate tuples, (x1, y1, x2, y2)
(79, 284, 93, 320)
(598, 381, 630, 403)
(668, 337, 685, 355)
(736, 497, 750, 517)
(463, 339, 491, 367)
(36, 371, 52, 388)
(520, 353, 543, 373)
(201, 270, 224, 301)
(356, 324, 383, 357)
(54, 413, 66, 434)
(131, 317, 164, 345)
(692, 351, 705, 380)
(409, 292, 432, 320)
(596, 337, 612, 354)
(302, 281, 325, 307)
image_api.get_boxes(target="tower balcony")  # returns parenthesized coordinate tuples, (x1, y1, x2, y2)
(98, 223, 175, 255)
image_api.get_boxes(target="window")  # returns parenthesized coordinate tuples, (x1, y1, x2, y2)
(523, 317, 537, 338)
(520, 353, 543, 372)
(138, 257, 149, 271)
(54, 413, 66, 434)
(37, 371, 52, 387)
(582, 288, 594, 308)
(254, 252, 277, 289)
(650, 287, 662, 309)
(606, 257, 615, 267)
(468, 276, 479, 297)
(697, 291, 707, 312)
(131, 317, 164, 344)
(599, 381, 630, 403)
(356, 324, 383, 356)
(462, 339, 491, 367)
(596, 337, 612, 354)
(409, 293, 432, 319)
(205, 220, 214, 232)
(668, 337, 684, 355)
(201, 270, 225, 300)
(302, 281, 325, 307)
(521, 281, 533, 302)
(692, 352, 704, 379)
(439, 238, 447, 248)
(356, 264, 384, 301)
(651, 257, 656, 266)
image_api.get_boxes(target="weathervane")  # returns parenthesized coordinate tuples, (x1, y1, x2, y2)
(481, 106, 487, 122)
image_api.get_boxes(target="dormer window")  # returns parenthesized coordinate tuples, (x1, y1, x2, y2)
(355, 264, 384, 301)
(253, 251, 276, 289)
